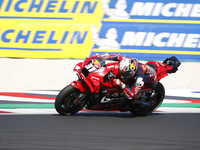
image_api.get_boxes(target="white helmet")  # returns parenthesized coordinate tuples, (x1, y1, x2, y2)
(119, 58, 138, 81)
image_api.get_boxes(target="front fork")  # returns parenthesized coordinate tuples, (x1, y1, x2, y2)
(73, 92, 88, 107)
(70, 80, 90, 110)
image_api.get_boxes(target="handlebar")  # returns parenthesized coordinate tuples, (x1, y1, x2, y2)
(103, 70, 116, 83)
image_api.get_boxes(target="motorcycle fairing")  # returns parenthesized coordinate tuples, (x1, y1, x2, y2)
(146, 56, 181, 81)
(70, 80, 88, 93)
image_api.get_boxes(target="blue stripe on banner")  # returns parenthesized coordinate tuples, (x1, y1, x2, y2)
(192, 91, 200, 93)
(102, 20, 200, 25)
(0, 16, 73, 20)
(90, 51, 200, 62)
(102, 19, 200, 26)
(0, 47, 62, 51)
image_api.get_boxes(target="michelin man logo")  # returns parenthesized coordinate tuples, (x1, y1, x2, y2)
(90, 25, 120, 49)
(101, 0, 130, 19)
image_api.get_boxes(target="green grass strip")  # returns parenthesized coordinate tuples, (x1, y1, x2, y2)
(0, 104, 54, 109)
(160, 103, 200, 108)
(1, 103, 200, 109)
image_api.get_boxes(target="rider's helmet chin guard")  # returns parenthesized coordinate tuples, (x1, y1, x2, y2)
(119, 58, 138, 81)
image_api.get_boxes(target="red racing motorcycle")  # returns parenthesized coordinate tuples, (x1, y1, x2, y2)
(55, 54, 181, 116)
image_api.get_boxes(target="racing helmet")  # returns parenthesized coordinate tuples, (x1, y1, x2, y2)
(119, 58, 138, 81)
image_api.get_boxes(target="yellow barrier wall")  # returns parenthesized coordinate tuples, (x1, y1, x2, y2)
(0, 0, 200, 61)
(0, 0, 103, 58)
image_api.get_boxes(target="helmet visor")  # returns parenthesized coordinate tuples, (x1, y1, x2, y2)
(121, 71, 132, 80)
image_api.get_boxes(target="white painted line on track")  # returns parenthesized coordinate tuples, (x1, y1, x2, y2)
(0, 90, 59, 95)
(163, 99, 191, 103)
(0, 96, 54, 103)
(157, 107, 200, 113)
(166, 90, 200, 98)
(0, 109, 57, 115)
(1, 107, 200, 115)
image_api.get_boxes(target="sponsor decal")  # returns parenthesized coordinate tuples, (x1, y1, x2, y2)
(0, 29, 88, 46)
(91, 24, 200, 51)
(102, 0, 200, 21)
(0, 23, 95, 58)
(0, 0, 102, 23)
(0, 0, 103, 58)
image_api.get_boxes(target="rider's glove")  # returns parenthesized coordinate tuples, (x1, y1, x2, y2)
(113, 79, 126, 90)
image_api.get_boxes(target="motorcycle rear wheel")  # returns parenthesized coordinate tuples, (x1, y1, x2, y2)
(55, 85, 86, 115)
(130, 82, 165, 116)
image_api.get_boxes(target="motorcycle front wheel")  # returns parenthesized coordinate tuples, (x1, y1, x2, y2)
(130, 82, 165, 116)
(55, 85, 87, 115)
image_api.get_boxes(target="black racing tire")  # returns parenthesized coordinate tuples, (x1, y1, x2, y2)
(55, 85, 86, 116)
(130, 82, 165, 116)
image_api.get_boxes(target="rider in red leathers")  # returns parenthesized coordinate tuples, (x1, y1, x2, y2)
(98, 53, 157, 99)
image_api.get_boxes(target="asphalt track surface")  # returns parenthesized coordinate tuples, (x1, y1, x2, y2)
(1, 113, 200, 150)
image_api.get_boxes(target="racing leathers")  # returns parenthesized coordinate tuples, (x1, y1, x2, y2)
(100, 53, 157, 99)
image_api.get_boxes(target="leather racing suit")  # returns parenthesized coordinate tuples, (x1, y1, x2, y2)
(99, 54, 157, 99)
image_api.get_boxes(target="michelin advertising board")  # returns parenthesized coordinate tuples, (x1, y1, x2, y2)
(0, 0, 200, 61)
(0, 0, 103, 58)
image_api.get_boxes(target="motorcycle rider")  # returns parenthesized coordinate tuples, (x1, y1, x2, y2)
(98, 53, 157, 99)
